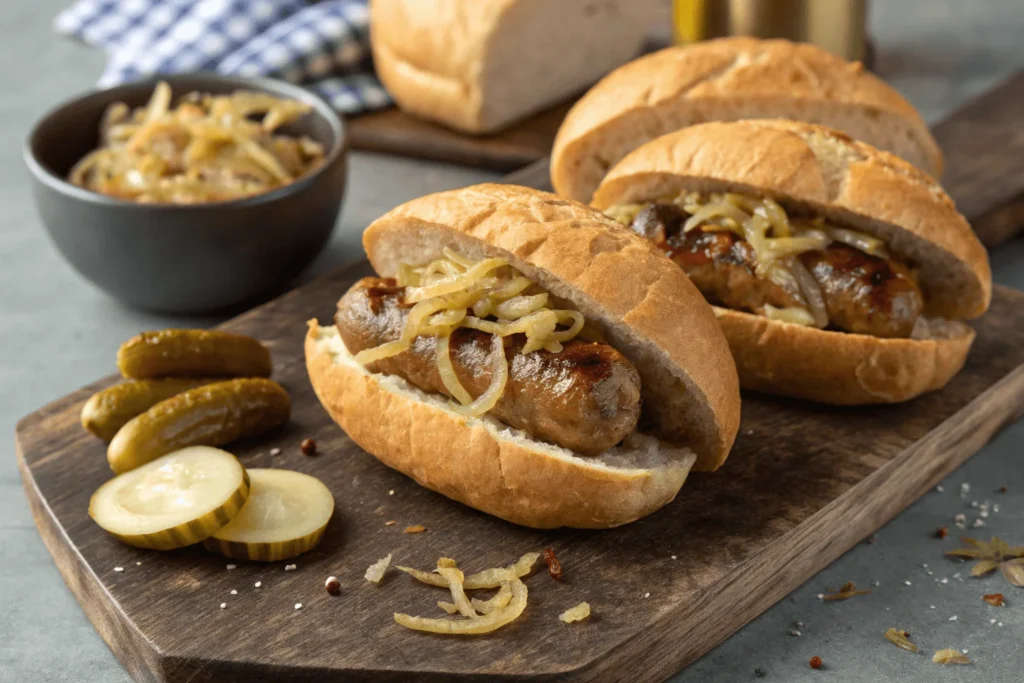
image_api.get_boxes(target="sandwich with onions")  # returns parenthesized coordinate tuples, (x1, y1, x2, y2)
(306, 184, 740, 529)
(593, 120, 992, 404)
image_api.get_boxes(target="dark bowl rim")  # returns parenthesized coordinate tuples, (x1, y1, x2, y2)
(23, 72, 347, 211)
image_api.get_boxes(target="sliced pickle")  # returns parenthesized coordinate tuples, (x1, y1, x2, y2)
(203, 469, 334, 562)
(89, 446, 250, 550)
(107, 378, 291, 474)
(81, 378, 217, 441)
(117, 329, 272, 379)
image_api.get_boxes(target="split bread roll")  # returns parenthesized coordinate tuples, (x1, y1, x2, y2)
(306, 184, 740, 529)
(370, 0, 657, 134)
(552, 37, 943, 203)
(592, 120, 991, 405)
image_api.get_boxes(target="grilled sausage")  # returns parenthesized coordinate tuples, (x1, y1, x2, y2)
(335, 278, 642, 456)
(800, 245, 924, 338)
(631, 204, 803, 312)
(629, 203, 924, 337)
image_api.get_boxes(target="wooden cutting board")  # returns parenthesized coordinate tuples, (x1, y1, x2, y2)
(349, 71, 1024, 248)
(16, 275, 1024, 678)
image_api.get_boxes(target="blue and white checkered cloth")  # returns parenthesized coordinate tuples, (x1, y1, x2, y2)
(55, 0, 392, 114)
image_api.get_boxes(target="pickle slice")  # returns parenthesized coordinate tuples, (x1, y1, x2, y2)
(117, 329, 273, 379)
(89, 446, 250, 550)
(108, 378, 291, 474)
(203, 469, 334, 562)
(82, 378, 217, 441)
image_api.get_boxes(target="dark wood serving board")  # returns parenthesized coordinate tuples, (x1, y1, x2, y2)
(16, 275, 1024, 679)
(350, 71, 1024, 247)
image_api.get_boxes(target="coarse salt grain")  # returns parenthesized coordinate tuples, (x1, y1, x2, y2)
(930, 605, 936, 609)
(981, 510, 989, 518)
(269, 448, 281, 456)
(954, 514, 966, 528)
(114, 567, 124, 572)
(227, 564, 237, 570)
(255, 581, 262, 588)
(644, 592, 651, 598)
(788, 630, 801, 637)
(220, 603, 226, 609)
(136, 562, 142, 566)
(973, 519, 986, 528)
(949, 615, 958, 621)
(905, 581, 912, 586)
(388, 490, 394, 496)
(671, 555, 677, 560)
(961, 483, 970, 494)
(285, 564, 297, 571)
(998, 622, 1004, 627)
(294, 603, 303, 610)
(962, 649, 968, 654)
(936, 485, 945, 492)
(817, 593, 824, 600)
(971, 501, 979, 508)
(941, 578, 949, 584)
(990, 618, 997, 624)
(230, 590, 237, 595)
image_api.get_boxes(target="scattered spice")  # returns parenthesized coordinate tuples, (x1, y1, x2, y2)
(821, 581, 871, 601)
(935, 527, 948, 539)
(300, 438, 317, 456)
(325, 576, 341, 596)
(998, 486, 1007, 493)
(884, 628, 918, 652)
(404, 525, 426, 534)
(932, 649, 970, 665)
(982, 593, 1005, 607)
(945, 536, 1024, 585)
(864, 535, 876, 545)
(543, 548, 563, 581)
(809, 656, 823, 670)
(753, 668, 766, 678)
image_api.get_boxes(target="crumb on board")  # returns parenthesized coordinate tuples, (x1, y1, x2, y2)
(403, 525, 426, 534)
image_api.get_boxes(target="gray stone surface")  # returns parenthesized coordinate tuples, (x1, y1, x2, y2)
(1, 1, 1022, 681)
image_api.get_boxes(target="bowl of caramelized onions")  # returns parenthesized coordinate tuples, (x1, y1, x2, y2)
(25, 75, 347, 313)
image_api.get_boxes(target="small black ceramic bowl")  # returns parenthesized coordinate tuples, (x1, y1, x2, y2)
(25, 74, 347, 313)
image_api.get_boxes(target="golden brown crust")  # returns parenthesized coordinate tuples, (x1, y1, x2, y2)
(361, 183, 741, 471)
(713, 308, 975, 404)
(591, 120, 991, 322)
(551, 37, 942, 202)
(305, 322, 692, 529)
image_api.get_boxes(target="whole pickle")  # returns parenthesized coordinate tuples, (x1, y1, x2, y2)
(117, 329, 272, 379)
(107, 378, 291, 474)
(81, 378, 217, 441)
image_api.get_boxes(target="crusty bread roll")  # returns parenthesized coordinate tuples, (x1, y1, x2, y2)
(552, 37, 943, 203)
(591, 120, 991, 405)
(370, 0, 657, 135)
(306, 184, 741, 528)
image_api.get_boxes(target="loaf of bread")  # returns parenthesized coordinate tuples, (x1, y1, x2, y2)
(370, 0, 658, 134)
(552, 37, 943, 202)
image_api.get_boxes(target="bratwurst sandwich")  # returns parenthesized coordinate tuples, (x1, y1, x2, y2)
(593, 120, 991, 404)
(306, 184, 740, 528)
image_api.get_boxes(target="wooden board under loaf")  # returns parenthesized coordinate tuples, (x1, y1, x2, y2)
(15, 253, 1024, 681)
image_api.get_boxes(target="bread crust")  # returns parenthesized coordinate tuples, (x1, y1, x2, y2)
(551, 37, 942, 202)
(370, 0, 653, 134)
(361, 183, 740, 471)
(306, 322, 693, 529)
(592, 120, 991, 322)
(713, 308, 975, 404)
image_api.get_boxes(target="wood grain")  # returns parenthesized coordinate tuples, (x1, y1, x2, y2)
(933, 70, 1024, 247)
(16, 255, 1024, 681)
(347, 101, 574, 172)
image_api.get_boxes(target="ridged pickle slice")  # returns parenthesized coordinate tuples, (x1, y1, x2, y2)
(81, 378, 218, 441)
(107, 378, 291, 474)
(117, 329, 273, 379)
(204, 469, 334, 562)
(89, 446, 250, 550)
